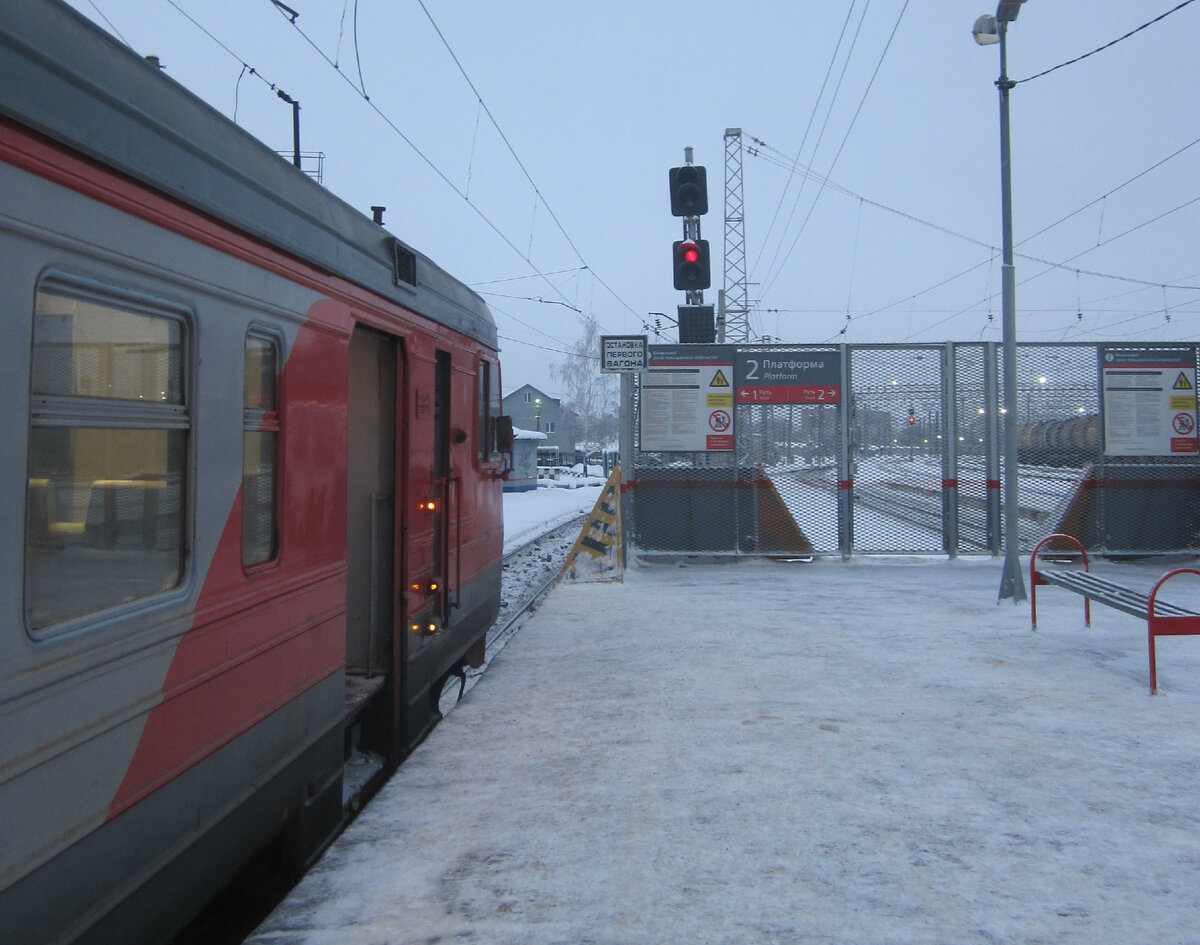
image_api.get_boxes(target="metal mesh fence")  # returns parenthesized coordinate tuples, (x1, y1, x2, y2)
(626, 342, 1200, 558)
(735, 400, 841, 555)
(952, 344, 996, 554)
(847, 345, 944, 553)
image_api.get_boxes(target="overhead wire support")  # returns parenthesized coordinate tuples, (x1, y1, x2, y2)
(723, 129, 750, 344)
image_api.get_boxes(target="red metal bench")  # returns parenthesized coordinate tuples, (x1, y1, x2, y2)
(1030, 533, 1200, 694)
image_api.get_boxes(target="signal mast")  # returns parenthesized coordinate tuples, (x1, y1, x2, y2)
(668, 147, 714, 343)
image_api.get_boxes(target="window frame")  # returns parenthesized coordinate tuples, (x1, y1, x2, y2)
(241, 327, 283, 570)
(477, 357, 503, 466)
(25, 272, 194, 637)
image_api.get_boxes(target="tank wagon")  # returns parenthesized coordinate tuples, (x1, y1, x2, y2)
(0, 2, 512, 942)
(1017, 414, 1102, 466)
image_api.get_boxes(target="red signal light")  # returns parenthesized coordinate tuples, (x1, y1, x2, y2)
(672, 239, 711, 291)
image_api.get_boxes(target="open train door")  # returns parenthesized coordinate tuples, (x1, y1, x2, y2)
(345, 326, 399, 767)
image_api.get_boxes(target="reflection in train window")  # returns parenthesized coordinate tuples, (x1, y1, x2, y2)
(243, 332, 279, 566)
(25, 281, 188, 631)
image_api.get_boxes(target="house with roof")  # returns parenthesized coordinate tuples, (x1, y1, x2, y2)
(502, 384, 574, 460)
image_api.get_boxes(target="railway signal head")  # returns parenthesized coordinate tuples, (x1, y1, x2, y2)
(908, 407, 916, 424)
(669, 164, 708, 217)
(673, 239, 711, 291)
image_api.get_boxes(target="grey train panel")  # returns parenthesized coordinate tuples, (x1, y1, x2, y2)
(0, 0, 496, 350)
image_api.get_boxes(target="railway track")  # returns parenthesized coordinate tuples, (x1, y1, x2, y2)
(455, 512, 589, 702)
(772, 461, 1077, 552)
(848, 469, 1066, 550)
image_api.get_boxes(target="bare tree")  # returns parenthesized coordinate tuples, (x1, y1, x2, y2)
(551, 316, 617, 466)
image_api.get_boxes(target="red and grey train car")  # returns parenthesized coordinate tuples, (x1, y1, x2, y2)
(0, 2, 512, 943)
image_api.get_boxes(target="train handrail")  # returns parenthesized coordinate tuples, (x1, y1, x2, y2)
(451, 474, 463, 610)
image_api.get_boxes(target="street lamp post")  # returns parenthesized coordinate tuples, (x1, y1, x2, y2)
(974, 0, 1028, 602)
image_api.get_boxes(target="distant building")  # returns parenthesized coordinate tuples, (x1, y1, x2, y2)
(504, 427, 544, 493)
(502, 384, 574, 458)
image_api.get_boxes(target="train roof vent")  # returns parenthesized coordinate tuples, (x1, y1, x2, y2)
(392, 240, 417, 287)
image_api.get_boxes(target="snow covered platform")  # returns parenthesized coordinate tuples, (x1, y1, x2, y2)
(247, 555, 1200, 945)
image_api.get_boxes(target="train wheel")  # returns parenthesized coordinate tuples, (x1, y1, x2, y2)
(435, 667, 466, 719)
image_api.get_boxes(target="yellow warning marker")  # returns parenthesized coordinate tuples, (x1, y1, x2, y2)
(1174, 372, 1193, 391)
(558, 466, 624, 583)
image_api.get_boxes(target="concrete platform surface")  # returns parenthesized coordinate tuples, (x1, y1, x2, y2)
(246, 555, 1200, 945)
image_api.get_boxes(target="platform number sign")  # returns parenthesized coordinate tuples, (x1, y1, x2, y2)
(734, 351, 841, 405)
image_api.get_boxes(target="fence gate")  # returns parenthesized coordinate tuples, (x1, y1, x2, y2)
(735, 394, 842, 555)
(847, 345, 944, 553)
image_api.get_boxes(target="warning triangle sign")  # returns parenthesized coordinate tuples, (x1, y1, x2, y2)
(1173, 372, 1193, 391)
(710, 369, 730, 388)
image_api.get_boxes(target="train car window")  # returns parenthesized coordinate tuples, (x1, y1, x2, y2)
(242, 332, 280, 567)
(26, 281, 188, 632)
(478, 359, 503, 463)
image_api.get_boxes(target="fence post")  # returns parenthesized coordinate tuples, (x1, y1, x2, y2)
(619, 371, 634, 565)
(838, 344, 854, 557)
(943, 343, 959, 558)
(984, 341, 1003, 555)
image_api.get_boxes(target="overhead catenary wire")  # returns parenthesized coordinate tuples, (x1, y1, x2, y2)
(259, 2, 636, 347)
(129, 1, 597, 357)
(1015, 0, 1198, 86)
(761, 0, 911, 300)
(744, 0, 1200, 347)
(759, 0, 875, 293)
(88, 1, 1200, 354)
(743, 133, 1200, 343)
(305, 1, 649, 335)
(753, 0, 865, 287)
(747, 141, 1200, 296)
(81, 0, 130, 45)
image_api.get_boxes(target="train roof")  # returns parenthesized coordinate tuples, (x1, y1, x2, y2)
(0, 0, 498, 350)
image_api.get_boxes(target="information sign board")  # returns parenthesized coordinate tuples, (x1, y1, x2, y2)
(601, 335, 647, 373)
(733, 350, 840, 405)
(1101, 346, 1198, 456)
(639, 344, 735, 451)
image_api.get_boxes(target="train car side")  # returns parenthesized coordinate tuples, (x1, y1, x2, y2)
(0, 3, 506, 943)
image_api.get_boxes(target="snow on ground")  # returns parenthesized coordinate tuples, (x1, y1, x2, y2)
(503, 480, 605, 554)
(248, 491, 1200, 945)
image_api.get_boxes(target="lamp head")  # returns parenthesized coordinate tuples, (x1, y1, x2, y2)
(972, 13, 1000, 44)
(997, 0, 1026, 22)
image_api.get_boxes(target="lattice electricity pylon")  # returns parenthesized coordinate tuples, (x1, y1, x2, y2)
(723, 128, 750, 343)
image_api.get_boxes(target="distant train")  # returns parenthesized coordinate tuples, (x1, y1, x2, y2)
(0, 3, 513, 943)
(1017, 414, 1102, 466)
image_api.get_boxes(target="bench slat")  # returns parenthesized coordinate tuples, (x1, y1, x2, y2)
(1034, 569, 1198, 620)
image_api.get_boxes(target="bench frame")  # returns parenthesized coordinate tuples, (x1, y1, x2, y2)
(1030, 533, 1200, 694)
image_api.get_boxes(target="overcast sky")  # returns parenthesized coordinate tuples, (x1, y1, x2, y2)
(64, 0, 1200, 400)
